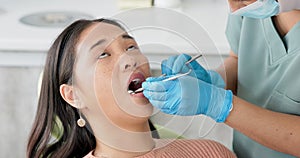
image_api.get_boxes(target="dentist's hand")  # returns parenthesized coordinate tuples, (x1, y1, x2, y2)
(142, 75, 233, 122)
(162, 54, 225, 88)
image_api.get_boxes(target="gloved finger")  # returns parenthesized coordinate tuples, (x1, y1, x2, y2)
(143, 77, 175, 92)
(160, 108, 175, 115)
(187, 61, 212, 83)
(148, 100, 166, 109)
(189, 64, 209, 79)
(188, 60, 206, 72)
(143, 90, 168, 101)
(161, 55, 178, 75)
(177, 103, 199, 115)
(148, 74, 179, 81)
(145, 76, 168, 82)
(207, 70, 225, 88)
(173, 54, 191, 74)
(142, 80, 167, 92)
(161, 59, 169, 75)
(161, 103, 179, 114)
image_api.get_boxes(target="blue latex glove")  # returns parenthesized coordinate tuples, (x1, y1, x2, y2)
(161, 53, 225, 88)
(142, 75, 233, 122)
(207, 70, 226, 88)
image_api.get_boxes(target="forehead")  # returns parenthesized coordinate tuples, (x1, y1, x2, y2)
(77, 22, 126, 49)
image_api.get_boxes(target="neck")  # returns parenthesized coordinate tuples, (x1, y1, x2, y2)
(85, 103, 155, 157)
(273, 10, 300, 37)
(88, 117, 155, 158)
(94, 138, 154, 158)
(93, 126, 155, 158)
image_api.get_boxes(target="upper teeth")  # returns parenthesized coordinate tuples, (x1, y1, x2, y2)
(128, 90, 135, 94)
(127, 78, 142, 94)
(132, 78, 141, 84)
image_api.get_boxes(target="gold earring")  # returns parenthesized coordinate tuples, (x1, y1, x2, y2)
(77, 113, 86, 127)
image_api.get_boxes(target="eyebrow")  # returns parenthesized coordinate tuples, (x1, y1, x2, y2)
(89, 35, 135, 51)
(90, 39, 106, 51)
(122, 34, 135, 40)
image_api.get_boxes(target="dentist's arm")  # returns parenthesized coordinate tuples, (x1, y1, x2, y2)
(226, 96, 300, 157)
(203, 51, 300, 156)
(196, 50, 300, 156)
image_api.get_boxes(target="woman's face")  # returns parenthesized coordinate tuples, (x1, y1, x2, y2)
(73, 22, 153, 131)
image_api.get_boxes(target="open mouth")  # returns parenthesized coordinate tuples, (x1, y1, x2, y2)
(127, 73, 145, 95)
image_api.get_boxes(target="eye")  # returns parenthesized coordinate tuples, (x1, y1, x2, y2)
(126, 45, 138, 51)
(97, 52, 110, 59)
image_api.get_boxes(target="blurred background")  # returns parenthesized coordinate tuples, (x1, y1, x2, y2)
(0, 0, 231, 157)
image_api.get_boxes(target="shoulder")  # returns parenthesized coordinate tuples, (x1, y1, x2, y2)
(225, 14, 267, 55)
(169, 139, 233, 153)
(151, 139, 236, 158)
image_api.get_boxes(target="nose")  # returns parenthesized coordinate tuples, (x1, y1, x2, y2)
(124, 62, 137, 70)
(119, 54, 138, 72)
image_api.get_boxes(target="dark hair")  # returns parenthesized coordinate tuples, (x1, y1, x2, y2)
(26, 18, 126, 158)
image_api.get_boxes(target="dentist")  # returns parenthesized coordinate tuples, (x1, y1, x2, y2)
(142, 0, 300, 157)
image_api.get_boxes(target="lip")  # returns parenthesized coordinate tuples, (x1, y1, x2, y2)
(127, 71, 146, 98)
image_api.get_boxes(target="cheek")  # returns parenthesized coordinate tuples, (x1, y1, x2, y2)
(139, 56, 151, 76)
(94, 75, 115, 116)
(94, 67, 113, 99)
(94, 63, 122, 109)
(94, 67, 129, 122)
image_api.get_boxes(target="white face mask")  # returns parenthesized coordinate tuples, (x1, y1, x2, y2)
(231, 0, 280, 19)
(278, 0, 300, 12)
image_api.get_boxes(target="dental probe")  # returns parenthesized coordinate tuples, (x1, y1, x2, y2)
(131, 54, 202, 94)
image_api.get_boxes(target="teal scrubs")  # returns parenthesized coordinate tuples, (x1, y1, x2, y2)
(226, 14, 300, 158)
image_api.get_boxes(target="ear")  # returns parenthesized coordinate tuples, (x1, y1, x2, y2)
(60, 84, 80, 109)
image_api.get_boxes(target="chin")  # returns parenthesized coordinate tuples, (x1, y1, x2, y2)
(131, 97, 150, 105)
